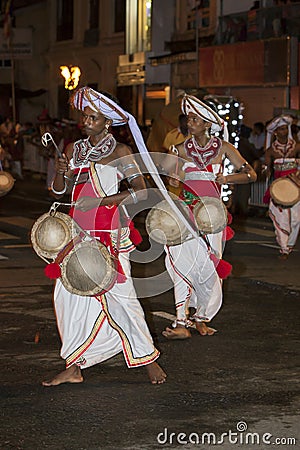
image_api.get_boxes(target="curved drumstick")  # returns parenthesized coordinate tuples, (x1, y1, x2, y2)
(41, 132, 63, 158)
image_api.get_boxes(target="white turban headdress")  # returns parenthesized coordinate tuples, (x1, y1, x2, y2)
(181, 94, 229, 141)
(71, 87, 128, 126)
(70, 86, 200, 240)
(265, 114, 293, 148)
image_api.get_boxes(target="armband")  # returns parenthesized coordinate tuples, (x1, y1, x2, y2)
(239, 162, 249, 171)
(127, 172, 143, 183)
(122, 163, 137, 171)
(51, 181, 67, 195)
(128, 187, 138, 204)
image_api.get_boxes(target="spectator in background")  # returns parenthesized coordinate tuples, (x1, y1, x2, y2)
(33, 110, 63, 192)
(248, 122, 265, 155)
(248, 121, 266, 178)
(162, 114, 190, 153)
(0, 116, 24, 179)
(232, 125, 261, 217)
(162, 114, 191, 195)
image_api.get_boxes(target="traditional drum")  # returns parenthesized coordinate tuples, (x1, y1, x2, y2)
(270, 175, 300, 207)
(0, 170, 15, 197)
(60, 239, 117, 296)
(145, 198, 190, 245)
(193, 196, 227, 234)
(31, 211, 78, 260)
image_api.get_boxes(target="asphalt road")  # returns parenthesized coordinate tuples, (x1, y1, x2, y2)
(0, 173, 299, 450)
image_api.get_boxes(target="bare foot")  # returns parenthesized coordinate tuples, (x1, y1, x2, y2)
(146, 362, 167, 384)
(195, 322, 217, 336)
(42, 364, 83, 386)
(162, 326, 191, 340)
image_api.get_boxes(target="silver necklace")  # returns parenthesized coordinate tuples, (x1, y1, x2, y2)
(73, 133, 117, 166)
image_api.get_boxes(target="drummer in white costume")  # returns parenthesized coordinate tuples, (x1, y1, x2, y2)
(42, 87, 166, 386)
(161, 95, 257, 339)
(263, 115, 300, 260)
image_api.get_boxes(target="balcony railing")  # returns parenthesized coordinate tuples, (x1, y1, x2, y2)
(216, 2, 300, 45)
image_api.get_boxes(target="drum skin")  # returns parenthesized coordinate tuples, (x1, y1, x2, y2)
(31, 212, 77, 259)
(145, 199, 190, 245)
(60, 240, 117, 296)
(270, 177, 300, 207)
(0, 171, 15, 197)
(193, 197, 227, 234)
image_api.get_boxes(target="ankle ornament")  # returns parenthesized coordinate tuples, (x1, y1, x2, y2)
(172, 319, 191, 328)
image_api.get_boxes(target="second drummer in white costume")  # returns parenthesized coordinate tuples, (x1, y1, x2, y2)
(161, 95, 257, 339)
(263, 115, 300, 260)
(42, 87, 167, 386)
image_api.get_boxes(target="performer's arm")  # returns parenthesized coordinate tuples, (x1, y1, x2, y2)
(215, 141, 257, 185)
(264, 146, 273, 179)
(51, 142, 74, 198)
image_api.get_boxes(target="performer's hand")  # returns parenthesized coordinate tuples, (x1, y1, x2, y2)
(75, 196, 102, 211)
(168, 172, 181, 188)
(55, 153, 69, 174)
(215, 172, 227, 184)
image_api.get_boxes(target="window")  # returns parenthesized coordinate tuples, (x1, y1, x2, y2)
(187, 0, 211, 32)
(142, 0, 152, 51)
(0, 60, 12, 68)
(89, 0, 99, 30)
(114, 0, 125, 33)
(56, 0, 74, 41)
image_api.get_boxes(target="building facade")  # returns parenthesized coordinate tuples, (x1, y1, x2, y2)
(1, 0, 300, 128)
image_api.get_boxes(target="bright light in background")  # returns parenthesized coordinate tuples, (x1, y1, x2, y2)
(60, 65, 81, 90)
(204, 94, 244, 204)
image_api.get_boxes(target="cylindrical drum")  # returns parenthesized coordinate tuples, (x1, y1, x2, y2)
(0, 171, 15, 197)
(193, 197, 227, 234)
(31, 211, 78, 260)
(60, 239, 117, 296)
(270, 176, 300, 207)
(145, 198, 190, 245)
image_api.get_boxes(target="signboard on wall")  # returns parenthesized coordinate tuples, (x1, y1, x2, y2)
(199, 37, 296, 87)
(0, 28, 32, 59)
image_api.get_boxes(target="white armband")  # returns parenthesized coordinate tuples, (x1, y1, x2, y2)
(51, 180, 67, 195)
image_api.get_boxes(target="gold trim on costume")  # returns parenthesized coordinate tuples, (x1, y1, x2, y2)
(66, 310, 106, 367)
(98, 294, 159, 367)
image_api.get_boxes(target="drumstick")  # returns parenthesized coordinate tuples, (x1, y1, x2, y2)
(41, 132, 63, 158)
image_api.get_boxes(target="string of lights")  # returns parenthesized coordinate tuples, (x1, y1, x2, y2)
(204, 94, 244, 204)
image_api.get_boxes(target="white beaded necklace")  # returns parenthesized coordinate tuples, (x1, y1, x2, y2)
(73, 133, 117, 166)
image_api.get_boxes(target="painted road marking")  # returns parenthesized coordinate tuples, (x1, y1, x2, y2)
(1, 244, 31, 248)
(0, 216, 34, 228)
(233, 225, 274, 237)
(151, 311, 176, 321)
(0, 231, 19, 240)
(234, 240, 272, 244)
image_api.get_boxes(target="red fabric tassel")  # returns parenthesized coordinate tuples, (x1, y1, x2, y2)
(209, 253, 232, 279)
(223, 225, 235, 241)
(227, 211, 233, 225)
(44, 262, 61, 279)
(128, 220, 143, 246)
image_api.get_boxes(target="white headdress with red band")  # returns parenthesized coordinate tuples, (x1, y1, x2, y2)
(71, 87, 128, 125)
(266, 114, 293, 148)
(181, 94, 229, 141)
